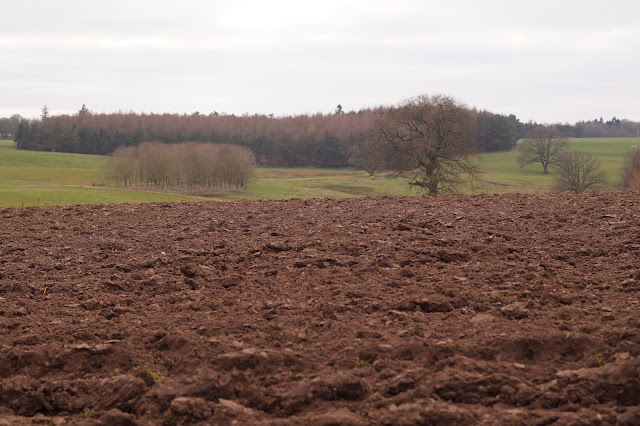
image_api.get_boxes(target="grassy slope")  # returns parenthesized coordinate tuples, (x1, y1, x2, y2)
(1, 138, 638, 206)
(477, 137, 640, 193)
(0, 141, 198, 207)
(203, 169, 413, 200)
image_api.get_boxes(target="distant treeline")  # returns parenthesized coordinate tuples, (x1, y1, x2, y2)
(16, 110, 378, 167)
(520, 117, 640, 139)
(12, 107, 523, 166)
(553, 117, 640, 138)
(0, 114, 24, 138)
(10, 107, 640, 167)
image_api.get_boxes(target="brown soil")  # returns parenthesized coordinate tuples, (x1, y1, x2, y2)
(1, 192, 639, 425)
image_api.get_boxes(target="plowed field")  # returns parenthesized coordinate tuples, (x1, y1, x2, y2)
(1, 193, 639, 425)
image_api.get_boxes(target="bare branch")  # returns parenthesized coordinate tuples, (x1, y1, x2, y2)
(371, 94, 479, 195)
(553, 151, 606, 192)
(517, 126, 568, 174)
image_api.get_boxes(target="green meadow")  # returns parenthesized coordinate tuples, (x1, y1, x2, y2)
(195, 168, 414, 201)
(0, 140, 195, 207)
(477, 137, 639, 193)
(0, 138, 638, 207)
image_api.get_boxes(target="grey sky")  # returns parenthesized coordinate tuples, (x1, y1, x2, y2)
(1, 0, 638, 123)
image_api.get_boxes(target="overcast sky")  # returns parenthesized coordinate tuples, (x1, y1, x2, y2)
(1, 0, 638, 123)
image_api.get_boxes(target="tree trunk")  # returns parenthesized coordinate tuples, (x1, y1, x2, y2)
(428, 179, 438, 196)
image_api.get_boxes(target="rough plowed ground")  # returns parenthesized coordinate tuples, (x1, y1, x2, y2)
(1, 192, 639, 425)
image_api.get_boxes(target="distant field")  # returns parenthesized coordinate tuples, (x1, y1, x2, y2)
(200, 169, 413, 201)
(0, 141, 201, 207)
(477, 137, 640, 193)
(1, 138, 638, 206)
(0, 140, 413, 206)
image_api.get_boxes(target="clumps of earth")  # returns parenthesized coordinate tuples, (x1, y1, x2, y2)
(1, 192, 639, 424)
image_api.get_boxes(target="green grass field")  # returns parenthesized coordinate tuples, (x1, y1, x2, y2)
(193, 168, 414, 201)
(1, 138, 638, 207)
(477, 137, 639, 193)
(0, 140, 200, 207)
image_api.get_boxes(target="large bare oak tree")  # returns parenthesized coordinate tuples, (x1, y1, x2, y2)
(371, 94, 479, 195)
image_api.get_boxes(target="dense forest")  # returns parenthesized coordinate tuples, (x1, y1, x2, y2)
(11, 106, 523, 167)
(8, 104, 640, 168)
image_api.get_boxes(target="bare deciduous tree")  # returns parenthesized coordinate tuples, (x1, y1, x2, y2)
(347, 137, 385, 177)
(371, 94, 479, 195)
(103, 146, 138, 186)
(621, 147, 640, 190)
(517, 126, 568, 174)
(553, 151, 606, 192)
(103, 142, 254, 189)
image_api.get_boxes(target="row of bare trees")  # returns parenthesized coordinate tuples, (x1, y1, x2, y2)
(103, 142, 255, 189)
